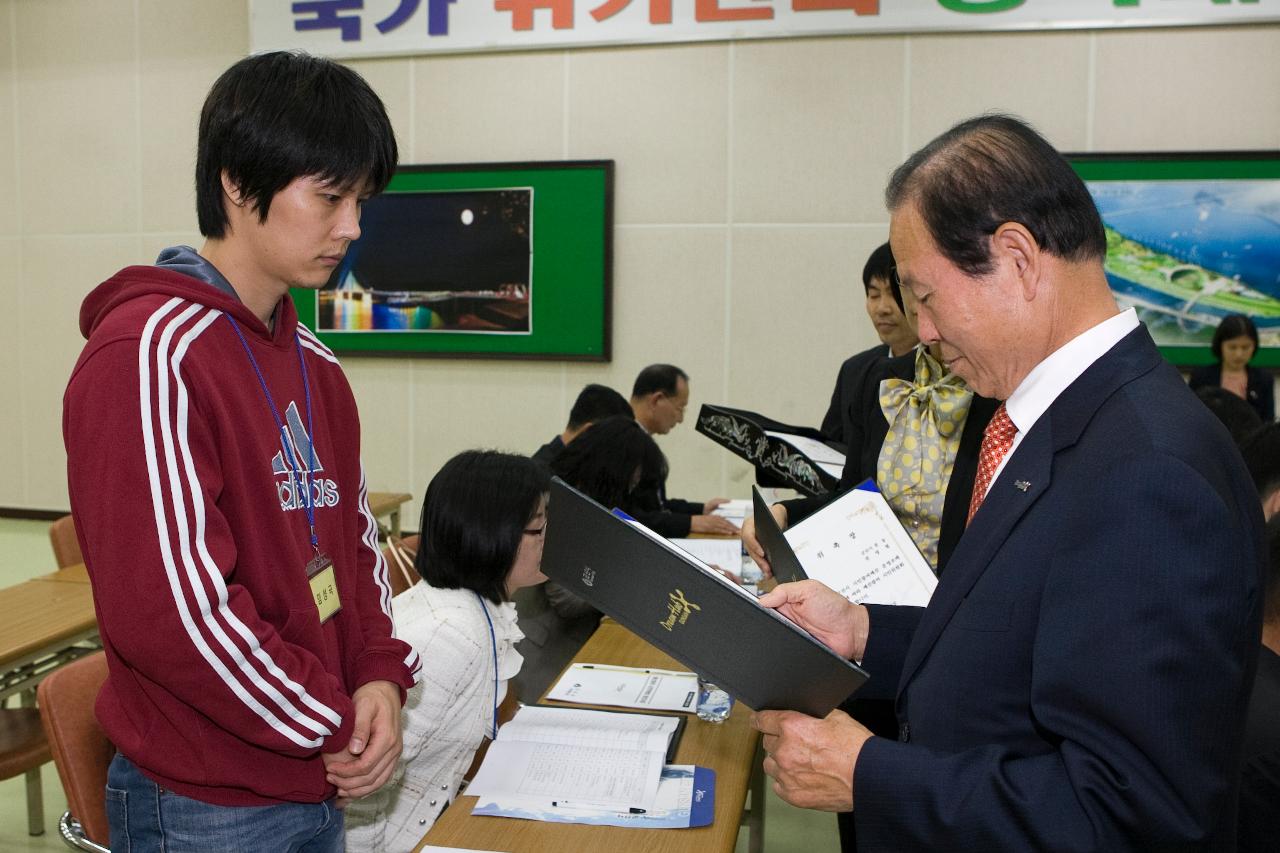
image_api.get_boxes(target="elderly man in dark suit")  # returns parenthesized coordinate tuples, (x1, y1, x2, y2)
(754, 114, 1264, 852)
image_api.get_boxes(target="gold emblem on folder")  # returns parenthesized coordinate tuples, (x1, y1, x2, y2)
(659, 588, 701, 632)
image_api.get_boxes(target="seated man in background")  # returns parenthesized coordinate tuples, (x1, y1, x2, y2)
(1242, 421, 1280, 522)
(629, 363, 737, 537)
(1195, 385, 1264, 447)
(1240, 517, 1280, 853)
(820, 241, 919, 445)
(532, 383, 633, 463)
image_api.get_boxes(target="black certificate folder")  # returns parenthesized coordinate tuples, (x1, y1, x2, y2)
(542, 477, 868, 717)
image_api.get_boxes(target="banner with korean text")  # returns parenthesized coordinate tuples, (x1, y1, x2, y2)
(252, 1, 1278, 60)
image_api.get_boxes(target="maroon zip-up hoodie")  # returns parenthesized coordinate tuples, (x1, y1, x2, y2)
(64, 265, 421, 806)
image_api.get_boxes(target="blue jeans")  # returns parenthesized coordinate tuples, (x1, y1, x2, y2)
(106, 753, 343, 853)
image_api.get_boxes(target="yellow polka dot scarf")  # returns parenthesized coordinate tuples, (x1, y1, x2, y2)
(876, 347, 974, 570)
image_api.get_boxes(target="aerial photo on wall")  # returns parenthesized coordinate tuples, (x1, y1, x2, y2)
(1086, 178, 1280, 354)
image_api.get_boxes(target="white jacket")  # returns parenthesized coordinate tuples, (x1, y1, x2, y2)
(345, 584, 524, 852)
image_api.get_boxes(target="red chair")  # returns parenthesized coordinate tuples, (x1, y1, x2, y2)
(0, 702, 51, 837)
(38, 652, 112, 852)
(49, 515, 83, 569)
(383, 534, 421, 598)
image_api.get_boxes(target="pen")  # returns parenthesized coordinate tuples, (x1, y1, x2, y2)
(552, 800, 646, 814)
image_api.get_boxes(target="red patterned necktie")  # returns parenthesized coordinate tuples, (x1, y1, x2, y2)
(966, 403, 1017, 526)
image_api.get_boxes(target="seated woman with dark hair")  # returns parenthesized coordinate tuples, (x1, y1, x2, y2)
(345, 451, 549, 852)
(1189, 313, 1275, 423)
(551, 414, 667, 513)
(512, 415, 665, 699)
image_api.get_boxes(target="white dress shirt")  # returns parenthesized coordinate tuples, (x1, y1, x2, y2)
(983, 308, 1139, 498)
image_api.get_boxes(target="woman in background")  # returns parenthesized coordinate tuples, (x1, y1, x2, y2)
(345, 451, 549, 852)
(550, 414, 667, 515)
(1189, 313, 1274, 422)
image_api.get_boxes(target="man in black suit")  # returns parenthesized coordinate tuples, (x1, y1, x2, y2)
(820, 242, 919, 446)
(629, 364, 737, 537)
(531, 383, 632, 464)
(1239, 424, 1280, 851)
(755, 114, 1263, 852)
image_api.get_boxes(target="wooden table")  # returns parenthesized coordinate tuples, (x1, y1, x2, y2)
(0, 564, 99, 703)
(368, 491, 413, 538)
(416, 619, 765, 853)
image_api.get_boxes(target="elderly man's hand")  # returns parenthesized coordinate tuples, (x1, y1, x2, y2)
(753, 709, 872, 812)
(757, 580, 868, 661)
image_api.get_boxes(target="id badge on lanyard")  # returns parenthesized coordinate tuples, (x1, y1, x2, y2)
(307, 551, 341, 623)
(226, 316, 341, 625)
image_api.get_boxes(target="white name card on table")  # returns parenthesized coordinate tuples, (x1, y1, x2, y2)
(546, 663, 699, 713)
(466, 706, 679, 812)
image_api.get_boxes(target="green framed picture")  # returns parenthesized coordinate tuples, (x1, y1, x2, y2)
(292, 160, 613, 360)
(1068, 151, 1280, 367)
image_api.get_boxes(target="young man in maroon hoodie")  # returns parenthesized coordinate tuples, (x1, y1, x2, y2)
(63, 52, 421, 851)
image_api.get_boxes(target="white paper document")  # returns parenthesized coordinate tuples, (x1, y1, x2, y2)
(546, 663, 699, 713)
(785, 487, 938, 607)
(472, 764, 714, 829)
(465, 706, 679, 811)
(669, 537, 746, 577)
(712, 498, 752, 522)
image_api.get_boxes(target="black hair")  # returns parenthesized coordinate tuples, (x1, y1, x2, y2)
(567, 384, 634, 431)
(1242, 422, 1280, 505)
(415, 450, 550, 604)
(885, 113, 1106, 276)
(1195, 387, 1264, 447)
(551, 416, 665, 510)
(1210, 314, 1260, 363)
(632, 364, 689, 399)
(196, 51, 398, 238)
(862, 242, 896, 292)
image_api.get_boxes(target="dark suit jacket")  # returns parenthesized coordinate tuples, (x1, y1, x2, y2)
(853, 327, 1265, 852)
(531, 435, 564, 464)
(1239, 646, 1280, 853)
(1189, 363, 1275, 423)
(630, 474, 703, 538)
(783, 350, 997, 575)
(821, 344, 890, 444)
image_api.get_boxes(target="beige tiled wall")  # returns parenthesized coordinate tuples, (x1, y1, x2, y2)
(2, 2, 1277, 517)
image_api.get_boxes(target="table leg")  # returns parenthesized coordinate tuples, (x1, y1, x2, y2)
(743, 739, 765, 853)
(20, 689, 44, 836)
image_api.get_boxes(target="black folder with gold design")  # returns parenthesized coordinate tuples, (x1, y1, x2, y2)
(542, 477, 868, 717)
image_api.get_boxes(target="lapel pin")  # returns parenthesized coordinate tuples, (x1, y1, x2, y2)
(1014, 480, 1031, 492)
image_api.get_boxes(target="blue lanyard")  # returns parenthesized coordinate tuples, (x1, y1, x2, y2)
(224, 315, 320, 553)
(476, 593, 499, 739)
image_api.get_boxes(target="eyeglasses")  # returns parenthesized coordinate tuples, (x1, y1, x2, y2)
(524, 522, 548, 537)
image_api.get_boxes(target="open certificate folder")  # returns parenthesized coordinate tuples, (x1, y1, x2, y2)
(465, 706, 680, 812)
(473, 765, 715, 828)
(755, 482, 937, 607)
(546, 663, 700, 713)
